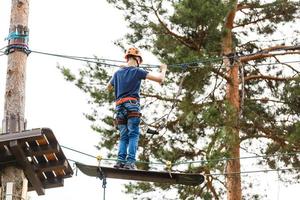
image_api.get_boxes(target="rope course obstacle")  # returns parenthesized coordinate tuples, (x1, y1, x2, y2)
(0, 39, 299, 199)
(75, 162, 204, 200)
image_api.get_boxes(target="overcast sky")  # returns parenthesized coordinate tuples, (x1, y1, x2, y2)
(0, 0, 299, 200)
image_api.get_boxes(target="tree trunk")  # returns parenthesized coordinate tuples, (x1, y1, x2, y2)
(1, 0, 30, 199)
(224, 61, 242, 200)
(222, 2, 242, 200)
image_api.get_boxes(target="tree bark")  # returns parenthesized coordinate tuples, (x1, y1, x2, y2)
(222, 2, 242, 200)
(1, 0, 30, 199)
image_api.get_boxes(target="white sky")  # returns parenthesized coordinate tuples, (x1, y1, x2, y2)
(0, 0, 299, 200)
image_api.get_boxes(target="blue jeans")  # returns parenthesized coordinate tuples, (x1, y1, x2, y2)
(116, 100, 141, 164)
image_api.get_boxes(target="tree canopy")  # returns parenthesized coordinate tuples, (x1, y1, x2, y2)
(60, 0, 300, 199)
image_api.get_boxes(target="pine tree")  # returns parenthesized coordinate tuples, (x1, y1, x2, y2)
(60, 0, 300, 199)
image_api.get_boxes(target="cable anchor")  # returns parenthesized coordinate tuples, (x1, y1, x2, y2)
(5, 25, 30, 56)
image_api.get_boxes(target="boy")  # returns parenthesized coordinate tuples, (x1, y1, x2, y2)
(107, 47, 167, 169)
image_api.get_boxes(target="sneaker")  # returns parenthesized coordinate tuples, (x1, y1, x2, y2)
(113, 162, 125, 169)
(123, 163, 136, 170)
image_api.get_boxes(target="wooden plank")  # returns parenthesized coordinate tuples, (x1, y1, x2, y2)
(35, 129, 66, 177)
(0, 145, 10, 159)
(76, 162, 205, 186)
(9, 140, 45, 195)
(41, 128, 56, 143)
(28, 129, 72, 180)
(36, 160, 68, 173)
(28, 177, 64, 191)
(0, 154, 16, 168)
(0, 129, 42, 143)
(42, 177, 64, 189)
(1, 127, 73, 193)
(26, 140, 56, 186)
(53, 148, 73, 176)
(24, 143, 60, 157)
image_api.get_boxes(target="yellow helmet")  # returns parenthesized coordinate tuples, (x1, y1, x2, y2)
(124, 47, 143, 63)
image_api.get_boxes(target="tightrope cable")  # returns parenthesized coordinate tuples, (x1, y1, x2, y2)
(61, 145, 300, 167)
(27, 45, 300, 69)
(30, 50, 123, 68)
(1, 45, 299, 70)
(206, 167, 300, 176)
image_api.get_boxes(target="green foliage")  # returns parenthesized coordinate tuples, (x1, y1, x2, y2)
(124, 182, 155, 195)
(282, 78, 300, 115)
(288, 122, 300, 142)
(202, 103, 224, 126)
(58, 66, 76, 81)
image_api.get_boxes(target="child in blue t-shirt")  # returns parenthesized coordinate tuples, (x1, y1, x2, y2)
(107, 47, 167, 170)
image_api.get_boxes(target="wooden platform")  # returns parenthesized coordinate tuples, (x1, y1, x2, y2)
(0, 128, 73, 195)
(76, 162, 204, 186)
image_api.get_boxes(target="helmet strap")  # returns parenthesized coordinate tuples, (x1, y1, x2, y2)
(127, 56, 140, 67)
(133, 57, 140, 67)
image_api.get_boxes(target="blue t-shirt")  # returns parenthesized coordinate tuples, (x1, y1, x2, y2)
(110, 67, 148, 101)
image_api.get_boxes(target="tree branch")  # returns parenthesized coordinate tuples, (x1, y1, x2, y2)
(273, 56, 300, 74)
(141, 92, 179, 102)
(234, 16, 272, 28)
(240, 45, 300, 62)
(241, 120, 300, 149)
(205, 170, 220, 200)
(236, 1, 275, 11)
(245, 98, 286, 104)
(244, 75, 297, 82)
(235, 2, 298, 28)
(241, 129, 286, 146)
(151, 6, 197, 50)
(211, 67, 231, 82)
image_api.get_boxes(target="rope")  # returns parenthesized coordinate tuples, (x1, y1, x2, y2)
(30, 50, 123, 68)
(67, 158, 300, 180)
(148, 71, 188, 135)
(29, 48, 222, 69)
(5, 31, 29, 41)
(61, 145, 300, 167)
(0, 45, 7, 51)
(277, 169, 280, 200)
(61, 145, 98, 159)
(1, 45, 299, 70)
(174, 151, 300, 166)
(27, 45, 300, 69)
(206, 167, 300, 176)
(64, 147, 300, 179)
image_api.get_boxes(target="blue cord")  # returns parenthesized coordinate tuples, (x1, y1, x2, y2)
(5, 32, 29, 41)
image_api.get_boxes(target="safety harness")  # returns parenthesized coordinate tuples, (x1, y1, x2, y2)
(114, 97, 142, 126)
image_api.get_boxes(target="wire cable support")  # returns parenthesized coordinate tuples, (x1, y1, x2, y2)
(206, 167, 300, 176)
(29, 49, 220, 69)
(61, 145, 300, 167)
(30, 50, 123, 68)
(1, 45, 299, 70)
(25, 44, 300, 69)
(65, 155, 300, 177)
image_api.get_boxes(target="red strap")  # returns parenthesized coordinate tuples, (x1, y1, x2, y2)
(115, 118, 127, 125)
(128, 111, 141, 118)
(116, 97, 138, 105)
